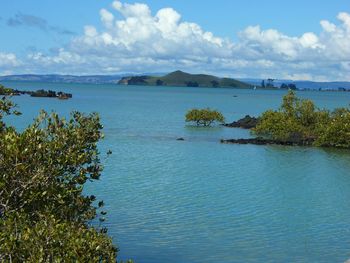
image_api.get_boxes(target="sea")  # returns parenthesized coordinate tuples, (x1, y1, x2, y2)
(3, 81, 350, 263)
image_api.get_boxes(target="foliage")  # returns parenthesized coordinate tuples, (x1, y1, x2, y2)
(211, 80, 219, 87)
(185, 108, 225, 126)
(0, 214, 116, 262)
(0, 83, 72, 99)
(30, 89, 72, 99)
(30, 89, 57, 97)
(265, 78, 275, 88)
(156, 79, 164, 86)
(0, 84, 15, 96)
(186, 81, 199, 87)
(253, 90, 350, 148)
(280, 83, 297, 90)
(314, 108, 350, 148)
(0, 97, 118, 261)
(126, 76, 148, 85)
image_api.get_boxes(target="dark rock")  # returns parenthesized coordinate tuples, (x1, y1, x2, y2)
(30, 89, 57, 98)
(176, 137, 185, 141)
(57, 91, 72, 99)
(220, 137, 314, 147)
(224, 115, 259, 129)
(0, 84, 72, 99)
(29, 89, 72, 99)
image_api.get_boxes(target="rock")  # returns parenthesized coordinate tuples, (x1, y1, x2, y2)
(220, 137, 314, 146)
(0, 85, 72, 99)
(29, 89, 72, 99)
(176, 137, 185, 141)
(224, 115, 259, 129)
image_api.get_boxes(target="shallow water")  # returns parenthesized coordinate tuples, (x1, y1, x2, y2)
(4, 81, 350, 262)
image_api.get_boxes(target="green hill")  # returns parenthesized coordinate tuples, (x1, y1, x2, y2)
(118, 70, 253, 88)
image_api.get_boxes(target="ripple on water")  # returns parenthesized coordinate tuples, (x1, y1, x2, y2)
(6, 82, 350, 263)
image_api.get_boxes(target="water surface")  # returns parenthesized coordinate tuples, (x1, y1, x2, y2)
(4, 81, 350, 262)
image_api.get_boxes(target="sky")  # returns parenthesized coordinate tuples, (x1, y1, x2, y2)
(0, 0, 350, 81)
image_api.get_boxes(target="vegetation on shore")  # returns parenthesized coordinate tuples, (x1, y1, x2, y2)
(0, 97, 120, 261)
(186, 108, 225, 126)
(118, 70, 253, 88)
(253, 90, 350, 148)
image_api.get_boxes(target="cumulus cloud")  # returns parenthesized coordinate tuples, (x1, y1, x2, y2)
(0, 52, 21, 67)
(1, 1, 350, 81)
(27, 48, 83, 66)
(7, 13, 75, 35)
(319, 12, 350, 61)
(0, 52, 22, 76)
(70, 0, 228, 61)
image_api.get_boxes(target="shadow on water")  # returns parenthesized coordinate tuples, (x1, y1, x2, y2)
(184, 124, 224, 132)
(264, 142, 350, 156)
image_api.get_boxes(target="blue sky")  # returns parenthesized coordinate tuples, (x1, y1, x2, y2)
(1, 0, 350, 80)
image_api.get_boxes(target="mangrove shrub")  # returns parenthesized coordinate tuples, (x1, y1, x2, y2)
(253, 90, 350, 148)
(186, 108, 225, 126)
(0, 97, 118, 262)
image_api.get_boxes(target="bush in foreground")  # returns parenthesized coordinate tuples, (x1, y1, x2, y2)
(185, 108, 225, 126)
(0, 97, 118, 262)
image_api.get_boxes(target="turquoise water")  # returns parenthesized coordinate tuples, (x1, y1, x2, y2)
(4, 81, 350, 262)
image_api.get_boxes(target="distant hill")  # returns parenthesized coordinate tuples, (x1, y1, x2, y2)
(1, 72, 349, 91)
(118, 70, 253, 88)
(0, 74, 127, 84)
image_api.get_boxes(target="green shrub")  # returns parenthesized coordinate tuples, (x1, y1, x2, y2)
(0, 97, 118, 262)
(314, 108, 350, 148)
(254, 90, 350, 148)
(185, 108, 225, 126)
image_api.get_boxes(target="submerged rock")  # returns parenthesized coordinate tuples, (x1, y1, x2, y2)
(176, 137, 185, 141)
(224, 115, 259, 129)
(220, 137, 314, 146)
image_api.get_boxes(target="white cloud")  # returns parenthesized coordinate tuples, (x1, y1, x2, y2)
(320, 20, 336, 33)
(283, 73, 313, 81)
(112, 1, 151, 18)
(100, 8, 114, 28)
(84, 25, 98, 38)
(0, 52, 21, 67)
(27, 49, 84, 69)
(71, 1, 230, 61)
(1, 1, 350, 81)
(299, 32, 320, 48)
(318, 12, 350, 61)
(338, 12, 350, 29)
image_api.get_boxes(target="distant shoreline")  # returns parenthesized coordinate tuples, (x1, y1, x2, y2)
(1, 71, 350, 92)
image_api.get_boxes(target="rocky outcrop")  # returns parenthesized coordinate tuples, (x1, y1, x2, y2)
(220, 137, 314, 146)
(0, 85, 72, 99)
(223, 115, 259, 129)
(29, 89, 72, 99)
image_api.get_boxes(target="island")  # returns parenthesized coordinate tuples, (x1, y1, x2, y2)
(0, 84, 72, 99)
(118, 70, 254, 89)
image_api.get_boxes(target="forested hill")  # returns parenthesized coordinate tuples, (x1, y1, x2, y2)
(118, 70, 253, 88)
